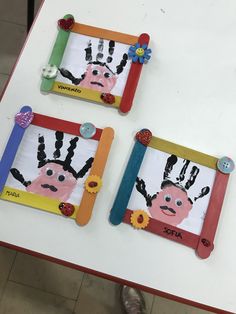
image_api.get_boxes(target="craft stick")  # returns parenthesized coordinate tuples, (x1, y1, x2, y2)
(41, 14, 73, 92)
(149, 136, 217, 169)
(109, 140, 147, 225)
(123, 209, 199, 249)
(72, 23, 138, 45)
(76, 127, 114, 225)
(52, 82, 121, 108)
(119, 33, 150, 113)
(0, 106, 32, 194)
(32, 113, 102, 140)
(0, 187, 78, 219)
(196, 171, 229, 259)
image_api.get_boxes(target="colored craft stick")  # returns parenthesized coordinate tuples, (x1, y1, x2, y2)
(109, 140, 147, 225)
(0, 106, 32, 193)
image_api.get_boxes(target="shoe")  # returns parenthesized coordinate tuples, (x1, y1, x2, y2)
(120, 285, 146, 314)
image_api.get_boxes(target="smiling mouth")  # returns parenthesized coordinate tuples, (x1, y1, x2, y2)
(41, 184, 58, 192)
(160, 205, 176, 216)
(90, 81, 104, 87)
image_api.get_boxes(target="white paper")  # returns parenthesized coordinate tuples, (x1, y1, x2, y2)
(128, 147, 216, 235)
(57, 33, 132, 96)
(5, 125, 98, 205)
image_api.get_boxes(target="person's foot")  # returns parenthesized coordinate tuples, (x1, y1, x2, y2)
(120, 285, 146, 314)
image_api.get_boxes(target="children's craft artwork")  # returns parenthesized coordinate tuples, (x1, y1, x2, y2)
(0, 106, 114, 225)
(110, 129, 234, 258)
(41, 14, 151, 113)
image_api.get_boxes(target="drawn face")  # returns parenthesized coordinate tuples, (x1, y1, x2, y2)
(26, 163, 77, 202)
(79, 64, 117, 92)
(149, 185, 192, 226)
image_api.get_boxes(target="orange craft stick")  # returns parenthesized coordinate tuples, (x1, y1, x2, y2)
(76, 127, 114, 225)
(72, 23, 138, 45)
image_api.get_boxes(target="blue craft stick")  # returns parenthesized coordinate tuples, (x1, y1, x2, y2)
(0, 106, 32, 193)
(109, 140, 147, 225)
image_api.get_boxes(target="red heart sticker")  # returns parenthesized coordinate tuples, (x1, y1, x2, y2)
(58, 17, 74, 31)
(135, 129, 152, 146)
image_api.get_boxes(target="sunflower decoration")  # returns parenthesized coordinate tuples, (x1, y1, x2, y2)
(130, 210, 150, 229)
(85, 175, 102, 193)
(128, 43, 152, 64)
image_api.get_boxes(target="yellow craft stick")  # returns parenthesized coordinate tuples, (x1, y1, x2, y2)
(149, 136, 217, 169)
(76, 127, 114, 225)
(52, 82, 121, 108)
(0, 186, 78, 219)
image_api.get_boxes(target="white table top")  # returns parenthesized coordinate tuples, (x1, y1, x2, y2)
(0, 0, 236, 312)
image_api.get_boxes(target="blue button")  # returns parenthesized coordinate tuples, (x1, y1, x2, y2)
(217, 156, 235, 174)
(80, 122, 96, 139)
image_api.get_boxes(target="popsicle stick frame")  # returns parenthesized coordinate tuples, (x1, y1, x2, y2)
(0, 106, 114, 226)
(110, 129, 234, 258)
(41, 14, 151, 113)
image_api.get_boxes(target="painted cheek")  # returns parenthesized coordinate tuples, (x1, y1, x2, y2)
(79, 65, 93, 87)
(172, 201, 192, 226)
(26, 176, 51, 194)
(178, 202, 192, 217)
(148, 195, 163, 219)
(107, 76, 117, 90)
(55, 179, 77, 201)
(26, 174, 77, 202)
(80, 74, 103, 91)
(79, 73, 92, 88)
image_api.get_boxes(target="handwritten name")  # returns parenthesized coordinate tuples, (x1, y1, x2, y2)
(163, 227, 182, 239)
(57, 85, 81, 94)
(5, 191, 20, 198)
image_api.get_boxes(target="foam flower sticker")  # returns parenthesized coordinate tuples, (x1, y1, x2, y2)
(85, 175, 102, 193)
(128, 43, 152, 64)
(130, 210, 150, 229)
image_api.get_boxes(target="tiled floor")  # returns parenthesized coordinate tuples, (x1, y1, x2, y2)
(0, 1, 216, 313)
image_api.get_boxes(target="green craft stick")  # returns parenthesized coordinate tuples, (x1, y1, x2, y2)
(41, 14, 74, 92)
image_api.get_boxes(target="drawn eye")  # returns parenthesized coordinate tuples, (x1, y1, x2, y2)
(58, 174, 66, 182)
(92, 69, 100, 76)
(164, 194, 171, 202)
(175, 199, 183, 207)
(104, 72, 111, 78)
(46, 169, 53, 176)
